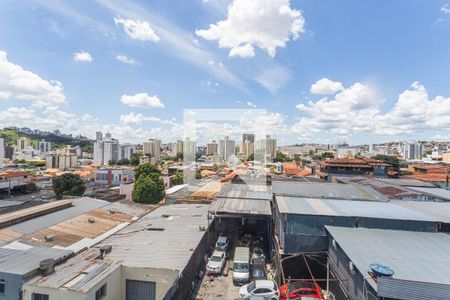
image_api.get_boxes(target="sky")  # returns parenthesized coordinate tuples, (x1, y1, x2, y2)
(1, 0, 450, 145)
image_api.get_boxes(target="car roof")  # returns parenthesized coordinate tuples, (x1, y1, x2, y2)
(217, 236, 228, 242)
(288, 281, 317, 292)
(212, 250, 224, 256)
(255, 280, 275, 288)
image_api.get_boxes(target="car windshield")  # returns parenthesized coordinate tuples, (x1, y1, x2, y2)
(210, 255, 221, 262)
(234, 262, 249, 272)
(247, 282, 256, 293)
(217, 242, 225, 246)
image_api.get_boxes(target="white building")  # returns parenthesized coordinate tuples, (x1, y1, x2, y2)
(121, 144, 136, 160)
(336, 145, 360, 158)
(400, 141, 424, 160)
(218, 136, 235, 161)
(38, 139, 51, 156)
(96, 131, 103, 141)
(255, 135, 277, 158)
(93, 141, 104, 164)
(93, 135, 122, 165)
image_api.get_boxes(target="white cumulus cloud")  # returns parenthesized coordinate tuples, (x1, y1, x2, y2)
(310, 78, 344, 95)
(120, 92, 165, 108)
(114, 16, 160, 42)
(73, 50, 93, 62)
(116, 54, 137, 65)
(195, 0, 305, 58)
(0, 50, 66, 107)
(441, 3, 450, 14)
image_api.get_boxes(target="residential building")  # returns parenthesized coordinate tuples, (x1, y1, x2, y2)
(96, 131, 103, 141)
(218, 136, 235, 161)
(206, 140, 218, 155)
(317, 158, 391, 181)
(242, 138, 254, 159)
(93, 140, 104, 164)
(103, 139, 121, 165)
(242, 133, 255, 144)
(17, 137, 28, 152)
(95, 168, 135, 187)
(400, 141, 424, 159)
(38, 139, 51, 155)
(121, 143, 135, 160)
(255, 135, 277, 158)
(143, 138, 161, 161)
(45, 147, 78, 169)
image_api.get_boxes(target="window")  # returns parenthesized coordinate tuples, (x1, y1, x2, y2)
(95, 283, 107, 300)
(32, 294, 49, 300)
(0, 279, 4, 295)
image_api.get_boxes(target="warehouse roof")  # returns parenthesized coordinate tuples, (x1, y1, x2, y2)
(272, 181, 387, 201)
(276, 196, 436, 221)
(392, 200, 450, 223)
(0, 246, 72, 276)
(209, 197, 272, 216)
(325, 226, 450, 291)
(94, 204, 210, 270)
(7, 197, 109, 235)
(405, 186, 450, 201)
(217, 183, 272, 200)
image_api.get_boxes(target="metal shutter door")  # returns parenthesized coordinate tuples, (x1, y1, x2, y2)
(126, 279, 156, 300)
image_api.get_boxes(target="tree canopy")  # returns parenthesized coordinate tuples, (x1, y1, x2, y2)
(373, 154, 400, 171)
(172, 170, 184, 185)
(132, 163, 165, 204)
(52, 173, 85, 199)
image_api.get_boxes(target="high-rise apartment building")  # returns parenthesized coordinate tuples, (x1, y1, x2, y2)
(218, 136, 236, 161)
(400, 141, 424, 160)
(242, 138, 254, 159)
(96, 131, 103, 141)
(242, 134, 255, 145)
(93, 133, 123, 165)
(143, 139, 161, 161)
(17, 137, 28, 152)
(121, 144, 136, 160)
(206, 140, 218, 155)
(38, 139, 51, 155)
(255, 135, 277, 158)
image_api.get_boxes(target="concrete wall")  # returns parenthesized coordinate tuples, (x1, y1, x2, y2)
(0, 273, 22, 300)
(121, 266, 178, 300)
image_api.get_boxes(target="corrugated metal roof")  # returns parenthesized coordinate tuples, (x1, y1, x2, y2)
(209, 197, 272, 216)
(391, 200, 450, 223)
(94, 204, 210, 270)
(377, 277, 450, 300)
(405, 186, 450, 201)
(0, 200, 21, 208)
(26, 248, 120, 292)
(217, 183, 272, 200)
(326, 226, 450, 291)
(7, 197, 110, 235)
(276, 196, 437, 221)
(0, 246, 72, 275)
(272, 181, 387, 201)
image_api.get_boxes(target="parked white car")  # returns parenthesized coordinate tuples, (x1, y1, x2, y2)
(206, 251, 226, 275)
(239, 280, 280, 299)
(215, 235, 230, 252)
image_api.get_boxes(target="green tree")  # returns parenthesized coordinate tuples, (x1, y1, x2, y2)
(247, 153, 255, 161)
(130, 153, 142, 166)
(116, 158, 131, 166)
(132, 174, 165, 203)
(52, 173, 85, 199)
(135, 163, 160, 180)
(273, 151, 289, 162)
(172, 171, 184, 185)
(313, 152, 335, 161)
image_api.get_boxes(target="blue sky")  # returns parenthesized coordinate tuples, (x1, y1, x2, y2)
(0, 0, 450, 145)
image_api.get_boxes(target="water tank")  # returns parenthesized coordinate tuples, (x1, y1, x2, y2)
(370, 263, 395, 278)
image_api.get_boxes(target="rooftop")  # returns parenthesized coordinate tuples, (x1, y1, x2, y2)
(0, 246, 72, 276)
(209, 197, 272, 216)
(326, 226, 450, 290)
(217, 183, 272, 200)
(94, 204, 210, 270)
(272, 181, 387, 201)
(276, 196, 436, 221)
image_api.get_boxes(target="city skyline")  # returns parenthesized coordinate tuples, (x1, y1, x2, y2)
(1, 1, 450, 144)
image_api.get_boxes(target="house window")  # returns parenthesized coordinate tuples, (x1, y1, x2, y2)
(0, 279, 5, 295)
(95, 283, 107, 300)
(32, 294, 49, 300)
